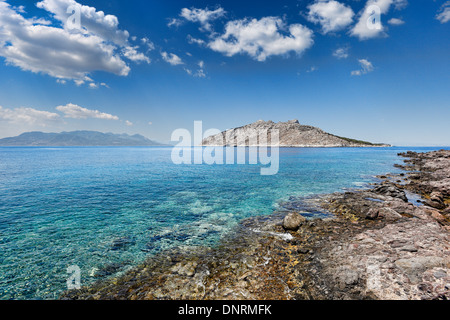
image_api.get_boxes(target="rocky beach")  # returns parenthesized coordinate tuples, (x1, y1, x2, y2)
(62, 150, 450, 300)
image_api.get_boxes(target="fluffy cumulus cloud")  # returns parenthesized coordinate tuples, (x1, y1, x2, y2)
(0, 102, 124, 133)
(350, 0, 407, 40)
(0, 0, 150, 83)
(436, 2, 450, 24)
(36, 0, 129, 45)
(179, 7, 226, 31)
(0, 105, 61, 126)
(307, 0, 355, 34)
(161, 52, 184, 66)
(351, 58, 374, 76)
(208, 17, 314, 62)
(56, 103, 119, 120)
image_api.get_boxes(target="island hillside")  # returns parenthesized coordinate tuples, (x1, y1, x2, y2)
(0, 131, 167, 147)
(202, 119, 390, 147)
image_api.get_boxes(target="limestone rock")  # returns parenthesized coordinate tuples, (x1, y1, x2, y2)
(427, 191, 446, 209)
(283, 212, 306, 231)
(395, 256, 445, 284)
(366, 208, 379, 220)
(202, 120, 389, 147)
(373, 185, 408, 202)
(378, 208, 403, 221)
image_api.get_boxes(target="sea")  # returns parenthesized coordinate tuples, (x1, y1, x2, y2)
(0, 146, 446, 299)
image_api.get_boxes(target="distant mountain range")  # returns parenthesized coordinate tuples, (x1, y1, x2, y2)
(0, 131, 168, 146)
(202, 120, 390, 147)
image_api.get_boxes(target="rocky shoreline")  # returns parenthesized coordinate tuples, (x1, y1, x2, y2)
(62, 150, 450, 300)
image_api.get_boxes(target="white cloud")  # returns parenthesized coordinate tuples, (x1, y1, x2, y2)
(388, 18, 405, 25)
(0, 106, 61, 125)
(195, 61, 206, 78)
(307, 0, 355, 34)
(72, 76, 94, 86)
(393, 0, 408, 10)
(351, 58, 374, 76)
(125, 120, 133, 126)
(167, 18, 183, 28)
(187, 34, 205, 46)
(333, 47, 349, 59)
(0, 0, 148, 83)
(141, 37, 155, 51)
(123, 46, 151, 63)
(436, 2, 450, 24)
(195, 69, 206, 78)
(208, 17, 314, 62)
(13, 5, 26, 13)
(56, 103, 119, 120)
(350, 0, 407, 40)
(179, 7, 226, 31)
(36, 0, 129, 46)
(29, 17, 52, 25)
(184, 61, 206, 78)
(161, 52, 184, 66)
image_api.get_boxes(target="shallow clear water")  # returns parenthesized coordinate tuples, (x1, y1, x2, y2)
(0, 146, 445, 299)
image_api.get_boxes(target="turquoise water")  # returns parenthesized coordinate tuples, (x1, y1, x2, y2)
(0, 146, 445, 299)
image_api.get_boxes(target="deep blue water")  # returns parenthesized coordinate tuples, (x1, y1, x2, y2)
(0, 146, 446, 299)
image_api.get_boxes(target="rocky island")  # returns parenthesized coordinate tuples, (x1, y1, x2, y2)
(62, 150, 449, 300)
(202, 119, 390, 147)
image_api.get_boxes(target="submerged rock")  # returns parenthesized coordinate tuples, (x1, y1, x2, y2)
(110, 236, 136, 251)
(170, 261, 198, 277)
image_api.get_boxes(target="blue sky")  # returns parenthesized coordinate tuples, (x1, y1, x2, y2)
(0, 0, 449, 146)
